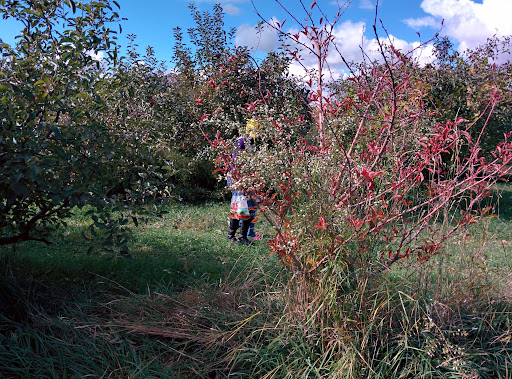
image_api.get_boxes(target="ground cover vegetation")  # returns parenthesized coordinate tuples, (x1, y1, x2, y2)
(1, 0, 512, 377)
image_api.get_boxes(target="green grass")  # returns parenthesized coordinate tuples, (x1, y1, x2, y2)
(3, 202, 277, 292)
(1, 190, 512, 378)
(0, 201, 283, 378)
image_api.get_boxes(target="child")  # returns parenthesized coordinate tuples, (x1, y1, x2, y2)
(226, 119, 260, 245)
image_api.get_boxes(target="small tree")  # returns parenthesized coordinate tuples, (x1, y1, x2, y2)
(0, 0, 170, 251)
(166, 3, 310, 201)
(210, 1, 512, 315)
(422, 35, 512, 155)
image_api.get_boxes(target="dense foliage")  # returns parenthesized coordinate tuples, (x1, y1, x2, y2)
(0, 0, 180, 254)
(1, 0, 510, 269)
(210, 1, 512, 323)
(0, 0, 306, 246)
(422, 35, 512, 154)
(167, 4, 309, 201)
(1, 0, 512, 377)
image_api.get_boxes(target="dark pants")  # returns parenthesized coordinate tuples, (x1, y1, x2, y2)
(228, 216, 254, 242)
(240, 199, 256, 238)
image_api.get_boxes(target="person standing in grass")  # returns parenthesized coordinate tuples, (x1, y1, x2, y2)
(226, 119, 260, 245)
(242, 119, 261, 241)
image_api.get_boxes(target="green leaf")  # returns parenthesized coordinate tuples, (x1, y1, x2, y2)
(22, 90, 35, 102)
(50, 125, 62, 138)
(10, 182, 30, 197)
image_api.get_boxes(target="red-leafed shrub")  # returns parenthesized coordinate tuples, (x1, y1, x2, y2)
(209, 2, 512, 299)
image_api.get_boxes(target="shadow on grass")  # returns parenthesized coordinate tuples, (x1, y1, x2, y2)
(0, 218, 282, 378)
(1, 224, 273, 296)
(1, 197, 511, 378)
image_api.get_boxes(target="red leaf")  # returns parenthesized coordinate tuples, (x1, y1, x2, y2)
(349, 217, 365, 229)
(360, 167, 383, 190)
(311, 1, 316, 9)
(201, 114, 211, 122)
(314, 217, 328, 229)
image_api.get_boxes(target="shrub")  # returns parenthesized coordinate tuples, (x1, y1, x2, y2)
(208, 1, 512, 321)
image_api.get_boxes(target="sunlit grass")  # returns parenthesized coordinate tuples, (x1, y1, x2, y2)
(3, 202, 276, 292)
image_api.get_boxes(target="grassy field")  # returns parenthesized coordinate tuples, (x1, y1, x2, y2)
(1, 185, 512, 378)
(0, 202, 285, 377)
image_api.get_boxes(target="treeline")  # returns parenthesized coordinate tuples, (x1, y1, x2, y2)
(0, 0, 510, 250)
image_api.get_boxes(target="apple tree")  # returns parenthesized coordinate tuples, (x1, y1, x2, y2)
(0, 0, 170, 252)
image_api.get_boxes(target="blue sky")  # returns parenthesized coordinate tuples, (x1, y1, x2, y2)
(113, 0, 438, 62)
(1, 0, 510, 75)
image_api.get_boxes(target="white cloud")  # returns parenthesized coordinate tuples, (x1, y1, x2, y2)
(276, 20, 436, 80)
(89, 50, 104, 61)
(223, 4, 241, 15)
(419, 0, 512, 51)
(235, 20, 279, 52)
(234, 0, 511, 83)
(403, 16, 439, 29)
(234, 8, 443, 80)
(330, 20, 369, 64)
(411, 42, 437, 66)
(288, 62, 309, 80)
(359, 0, 375, 10)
